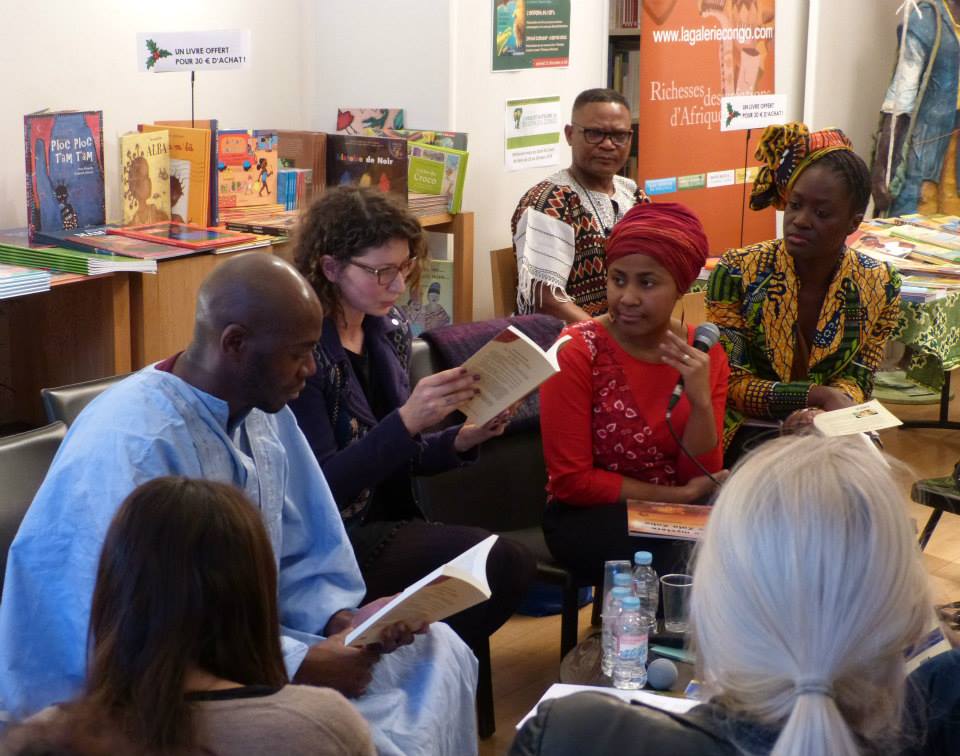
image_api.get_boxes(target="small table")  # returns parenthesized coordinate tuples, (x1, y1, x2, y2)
(559, 629, 694, 694)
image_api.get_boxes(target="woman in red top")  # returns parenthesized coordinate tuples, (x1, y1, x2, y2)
(540, 202, 729, 585)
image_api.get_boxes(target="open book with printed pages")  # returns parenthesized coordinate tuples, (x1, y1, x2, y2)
(345, 535, 498, 647)
(456, 326, 572, 426)
(627, 500, 711, 541)
(811, 399, 902, 437)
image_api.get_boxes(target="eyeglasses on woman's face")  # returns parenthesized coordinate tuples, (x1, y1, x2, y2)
(347, 256, 418, 287)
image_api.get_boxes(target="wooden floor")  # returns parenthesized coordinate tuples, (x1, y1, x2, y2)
(478, 397, 960, 756)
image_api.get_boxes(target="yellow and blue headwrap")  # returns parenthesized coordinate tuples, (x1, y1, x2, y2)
(749, 122, 854, 211)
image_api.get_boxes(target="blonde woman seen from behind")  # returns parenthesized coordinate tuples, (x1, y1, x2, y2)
(511, 435, 931, 755)
(692, 435, 929, 756)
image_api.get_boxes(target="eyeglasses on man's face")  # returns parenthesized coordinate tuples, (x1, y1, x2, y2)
(348, 256, 418, 286)
(571, 123, 633, 147)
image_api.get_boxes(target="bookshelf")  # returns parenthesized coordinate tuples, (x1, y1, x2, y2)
(129, 212, 474, 367)
(608, 1, 640, 180)
(0, 210, 475, 425)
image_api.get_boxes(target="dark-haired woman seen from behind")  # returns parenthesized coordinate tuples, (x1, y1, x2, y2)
(706, 123, 901, 464)
(6, 477, 374, 756)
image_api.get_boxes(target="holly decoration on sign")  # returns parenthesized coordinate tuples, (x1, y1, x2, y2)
(145, 39, 172, 69)
(725, 102, 742, 128)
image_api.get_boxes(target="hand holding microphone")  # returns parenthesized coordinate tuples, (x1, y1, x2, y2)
(661, 322, 720, 414)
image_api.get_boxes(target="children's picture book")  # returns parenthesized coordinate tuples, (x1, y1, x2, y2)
(24, 110, 105, 242)
(109, 222, 256, 250)
(408, 142, 469, 213)
(139, 123, 211, 226)
(326, 134, 408, 200)
(35, 225, 200, 260)
(456, 326, 571, 426)
(120, 129, 171, 226)
(812, 399, 902, 437)
(335, 107, 405, 136)
(363, 127, 468, 151)
(400, 258, 454, 335)
(345, 535, 498, 646)
(216, 130, 278, 209)
(156, 118, 219, 225)
(627, 500, 711, 540)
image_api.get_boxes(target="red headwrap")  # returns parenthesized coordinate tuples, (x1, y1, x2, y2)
(605, 202, 709, 292)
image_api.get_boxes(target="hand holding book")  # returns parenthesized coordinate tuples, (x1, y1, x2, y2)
(399, 366, 481, 435)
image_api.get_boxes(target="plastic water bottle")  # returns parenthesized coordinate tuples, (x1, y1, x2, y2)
(601, 585, 632, 676)
(632, 551, 659, 632)
(613, 595, 648, 690)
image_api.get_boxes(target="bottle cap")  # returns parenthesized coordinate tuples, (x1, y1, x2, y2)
(613, 573, 632, 586)
(621, 596, 641, 610)
(634, 551, 653, 565)
(611, 587, 631, 598)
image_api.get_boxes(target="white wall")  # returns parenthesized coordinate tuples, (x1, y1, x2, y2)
(803, 0, 902, 155)
(451, 0, 610, 320)
(306, 0, 608, 321)
(775, 0, 809, 122)
(0, 0, 310, 230)
(305, 1, 452, 132)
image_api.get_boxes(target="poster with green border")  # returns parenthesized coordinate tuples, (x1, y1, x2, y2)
(492, 0, 570, 72)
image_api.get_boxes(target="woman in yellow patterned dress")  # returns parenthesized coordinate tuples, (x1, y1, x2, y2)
(706, 123, 902, 464)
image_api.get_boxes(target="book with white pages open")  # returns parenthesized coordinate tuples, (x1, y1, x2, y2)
(456, 325, 571, 426)
(345, 534, 498, 646)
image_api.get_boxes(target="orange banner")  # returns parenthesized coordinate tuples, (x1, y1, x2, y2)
(637, 0, 776, 252)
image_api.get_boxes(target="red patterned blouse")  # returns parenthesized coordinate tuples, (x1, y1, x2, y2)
(540, 320, 728, 506)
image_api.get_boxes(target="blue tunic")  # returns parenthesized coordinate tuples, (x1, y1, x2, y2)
(0, 367, 478, 756)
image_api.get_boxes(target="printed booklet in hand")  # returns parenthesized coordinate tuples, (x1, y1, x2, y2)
(812, 399, 902, 436)
(627, 500, 711, 541)
(345, 534, 498, 646)
(456, 326, 571, 426)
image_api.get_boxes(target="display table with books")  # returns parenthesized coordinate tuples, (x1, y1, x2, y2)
(129, 212, 474, 368)
(850, 215, 960, 428)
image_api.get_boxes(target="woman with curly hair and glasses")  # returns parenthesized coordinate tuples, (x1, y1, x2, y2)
(289, 186, 535, 660)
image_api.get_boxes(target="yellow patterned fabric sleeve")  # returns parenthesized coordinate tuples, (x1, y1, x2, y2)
(706, 239, 902, 449)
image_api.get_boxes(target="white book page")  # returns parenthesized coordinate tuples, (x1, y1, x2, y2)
(813, 399, 902, 436)
(457, 326, 570, 425)
(345, 535, 498, 646)
(516, 683, 698, 730)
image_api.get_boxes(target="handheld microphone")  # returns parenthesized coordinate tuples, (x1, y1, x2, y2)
(667, 322, 720, 411)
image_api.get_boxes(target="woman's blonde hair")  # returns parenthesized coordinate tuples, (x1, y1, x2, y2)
(691, 435, 930, 756)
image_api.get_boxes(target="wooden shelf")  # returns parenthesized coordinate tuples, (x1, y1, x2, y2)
(1, 211, 475, 425)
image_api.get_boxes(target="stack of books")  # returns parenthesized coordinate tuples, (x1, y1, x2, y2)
(0, 241, 157, 275)
(277, 168, 311, 211)
(0, 263, 51, 299)
(408, 193, 451, 217)
(223, 208, 301, 237)
(848, 216, 960, 303)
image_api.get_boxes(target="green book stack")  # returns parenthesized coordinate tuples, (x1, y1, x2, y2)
(0, 242, 157, 275)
